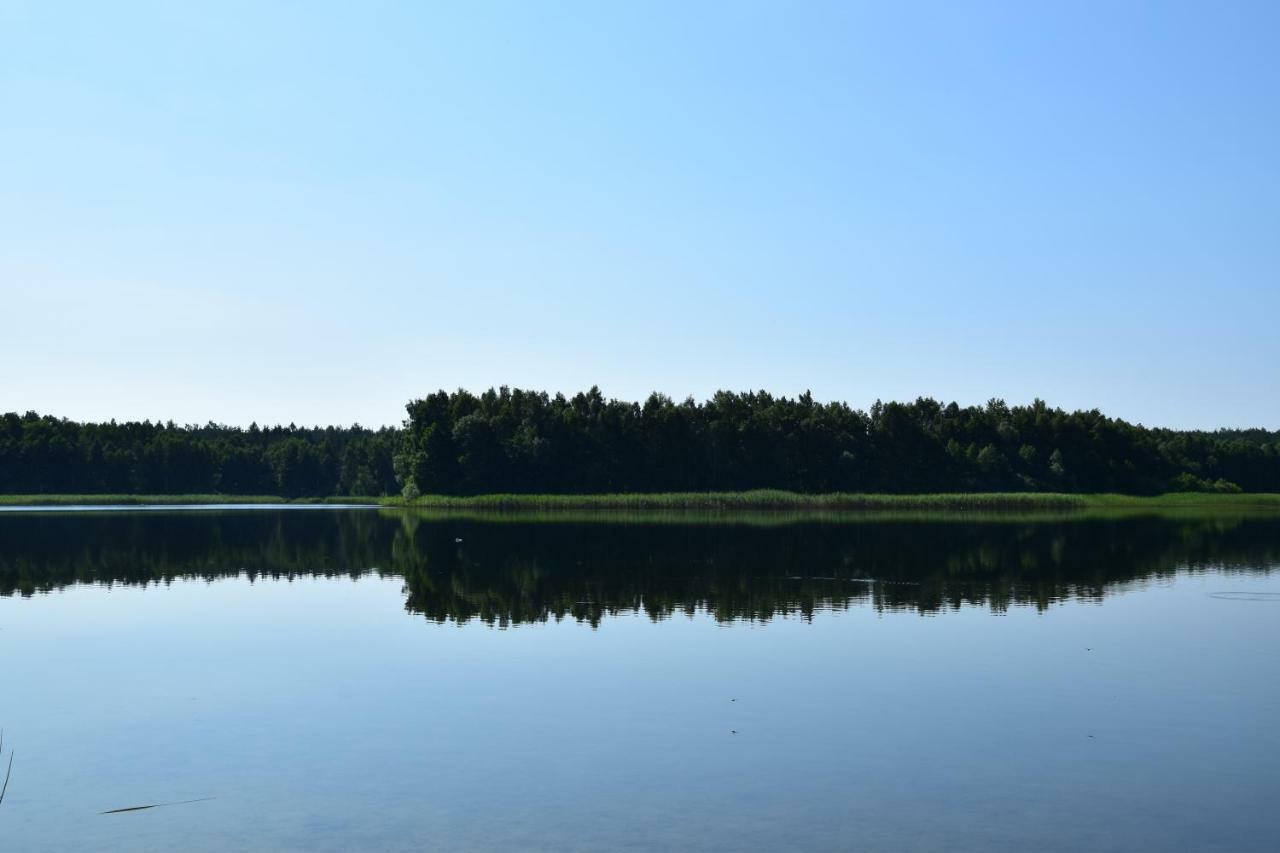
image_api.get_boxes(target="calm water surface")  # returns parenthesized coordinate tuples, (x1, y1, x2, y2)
(1, 508, 1278, 852)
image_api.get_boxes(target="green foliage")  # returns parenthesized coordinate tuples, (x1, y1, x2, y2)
(3, 390, 1278, 498)
(0, 412, 399, 498)
(393, 389, 1280, 496)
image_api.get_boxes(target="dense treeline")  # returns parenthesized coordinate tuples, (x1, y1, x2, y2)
(398, 388, 1280, 495)
(4, 388, 1280, 497)
(0, 413, 399, 497)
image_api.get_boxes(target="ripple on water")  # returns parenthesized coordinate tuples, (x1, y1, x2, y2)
(1208, 591, 1280, 602)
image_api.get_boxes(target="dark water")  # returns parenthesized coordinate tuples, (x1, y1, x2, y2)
(1, 508, 1278, 852)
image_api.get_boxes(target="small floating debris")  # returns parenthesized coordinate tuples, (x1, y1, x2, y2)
(454, 538, 463, 543)
(100, 797, 215, 815)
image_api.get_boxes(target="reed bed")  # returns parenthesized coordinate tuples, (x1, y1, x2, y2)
(393, 490, 1076, 511)
(388, 490, 1280, 511)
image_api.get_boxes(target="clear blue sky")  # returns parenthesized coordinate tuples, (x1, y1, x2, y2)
(3, 1, 1277, 429)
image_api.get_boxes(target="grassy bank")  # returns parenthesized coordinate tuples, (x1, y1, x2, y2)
(385, 490, 1280, 511)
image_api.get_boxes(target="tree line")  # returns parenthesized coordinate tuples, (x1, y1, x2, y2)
(3, 388, 1279, 496)
(0, 412, 399, 497)
(397, 387, 1280, 495)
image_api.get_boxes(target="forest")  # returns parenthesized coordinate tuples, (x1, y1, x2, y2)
(0, 413, 399, 497)
(396, 388, 1279, 495)
(3, 387, 1279, 497)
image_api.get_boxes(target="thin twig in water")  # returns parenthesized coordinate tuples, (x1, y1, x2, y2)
(0, 750, 12, 806)
(99, 797, 215, 815)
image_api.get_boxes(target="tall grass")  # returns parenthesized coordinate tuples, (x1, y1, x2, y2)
(388, 490, 1280, 511)
(394, 490, 1054, 510)
(1080, 492, 1280, 508)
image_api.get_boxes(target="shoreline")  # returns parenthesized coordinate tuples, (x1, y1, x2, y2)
(3, 490, 1279, 511)
(0, 494, 381, 507)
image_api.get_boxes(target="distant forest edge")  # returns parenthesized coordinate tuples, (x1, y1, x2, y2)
(3, 388, 1279, 498)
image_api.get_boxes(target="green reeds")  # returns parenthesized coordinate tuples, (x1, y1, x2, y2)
(385, 490, 1280, 512)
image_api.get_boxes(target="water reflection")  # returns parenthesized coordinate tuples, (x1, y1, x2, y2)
(1, 509, 1277, 625)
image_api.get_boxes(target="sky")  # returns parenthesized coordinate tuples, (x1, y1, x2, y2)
(2, 1, 1277, 430)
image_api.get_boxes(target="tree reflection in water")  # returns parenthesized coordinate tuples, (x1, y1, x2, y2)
(2, 509, 1277, 626)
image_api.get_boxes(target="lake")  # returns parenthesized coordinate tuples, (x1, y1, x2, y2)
(2, 507, 1278, 852)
